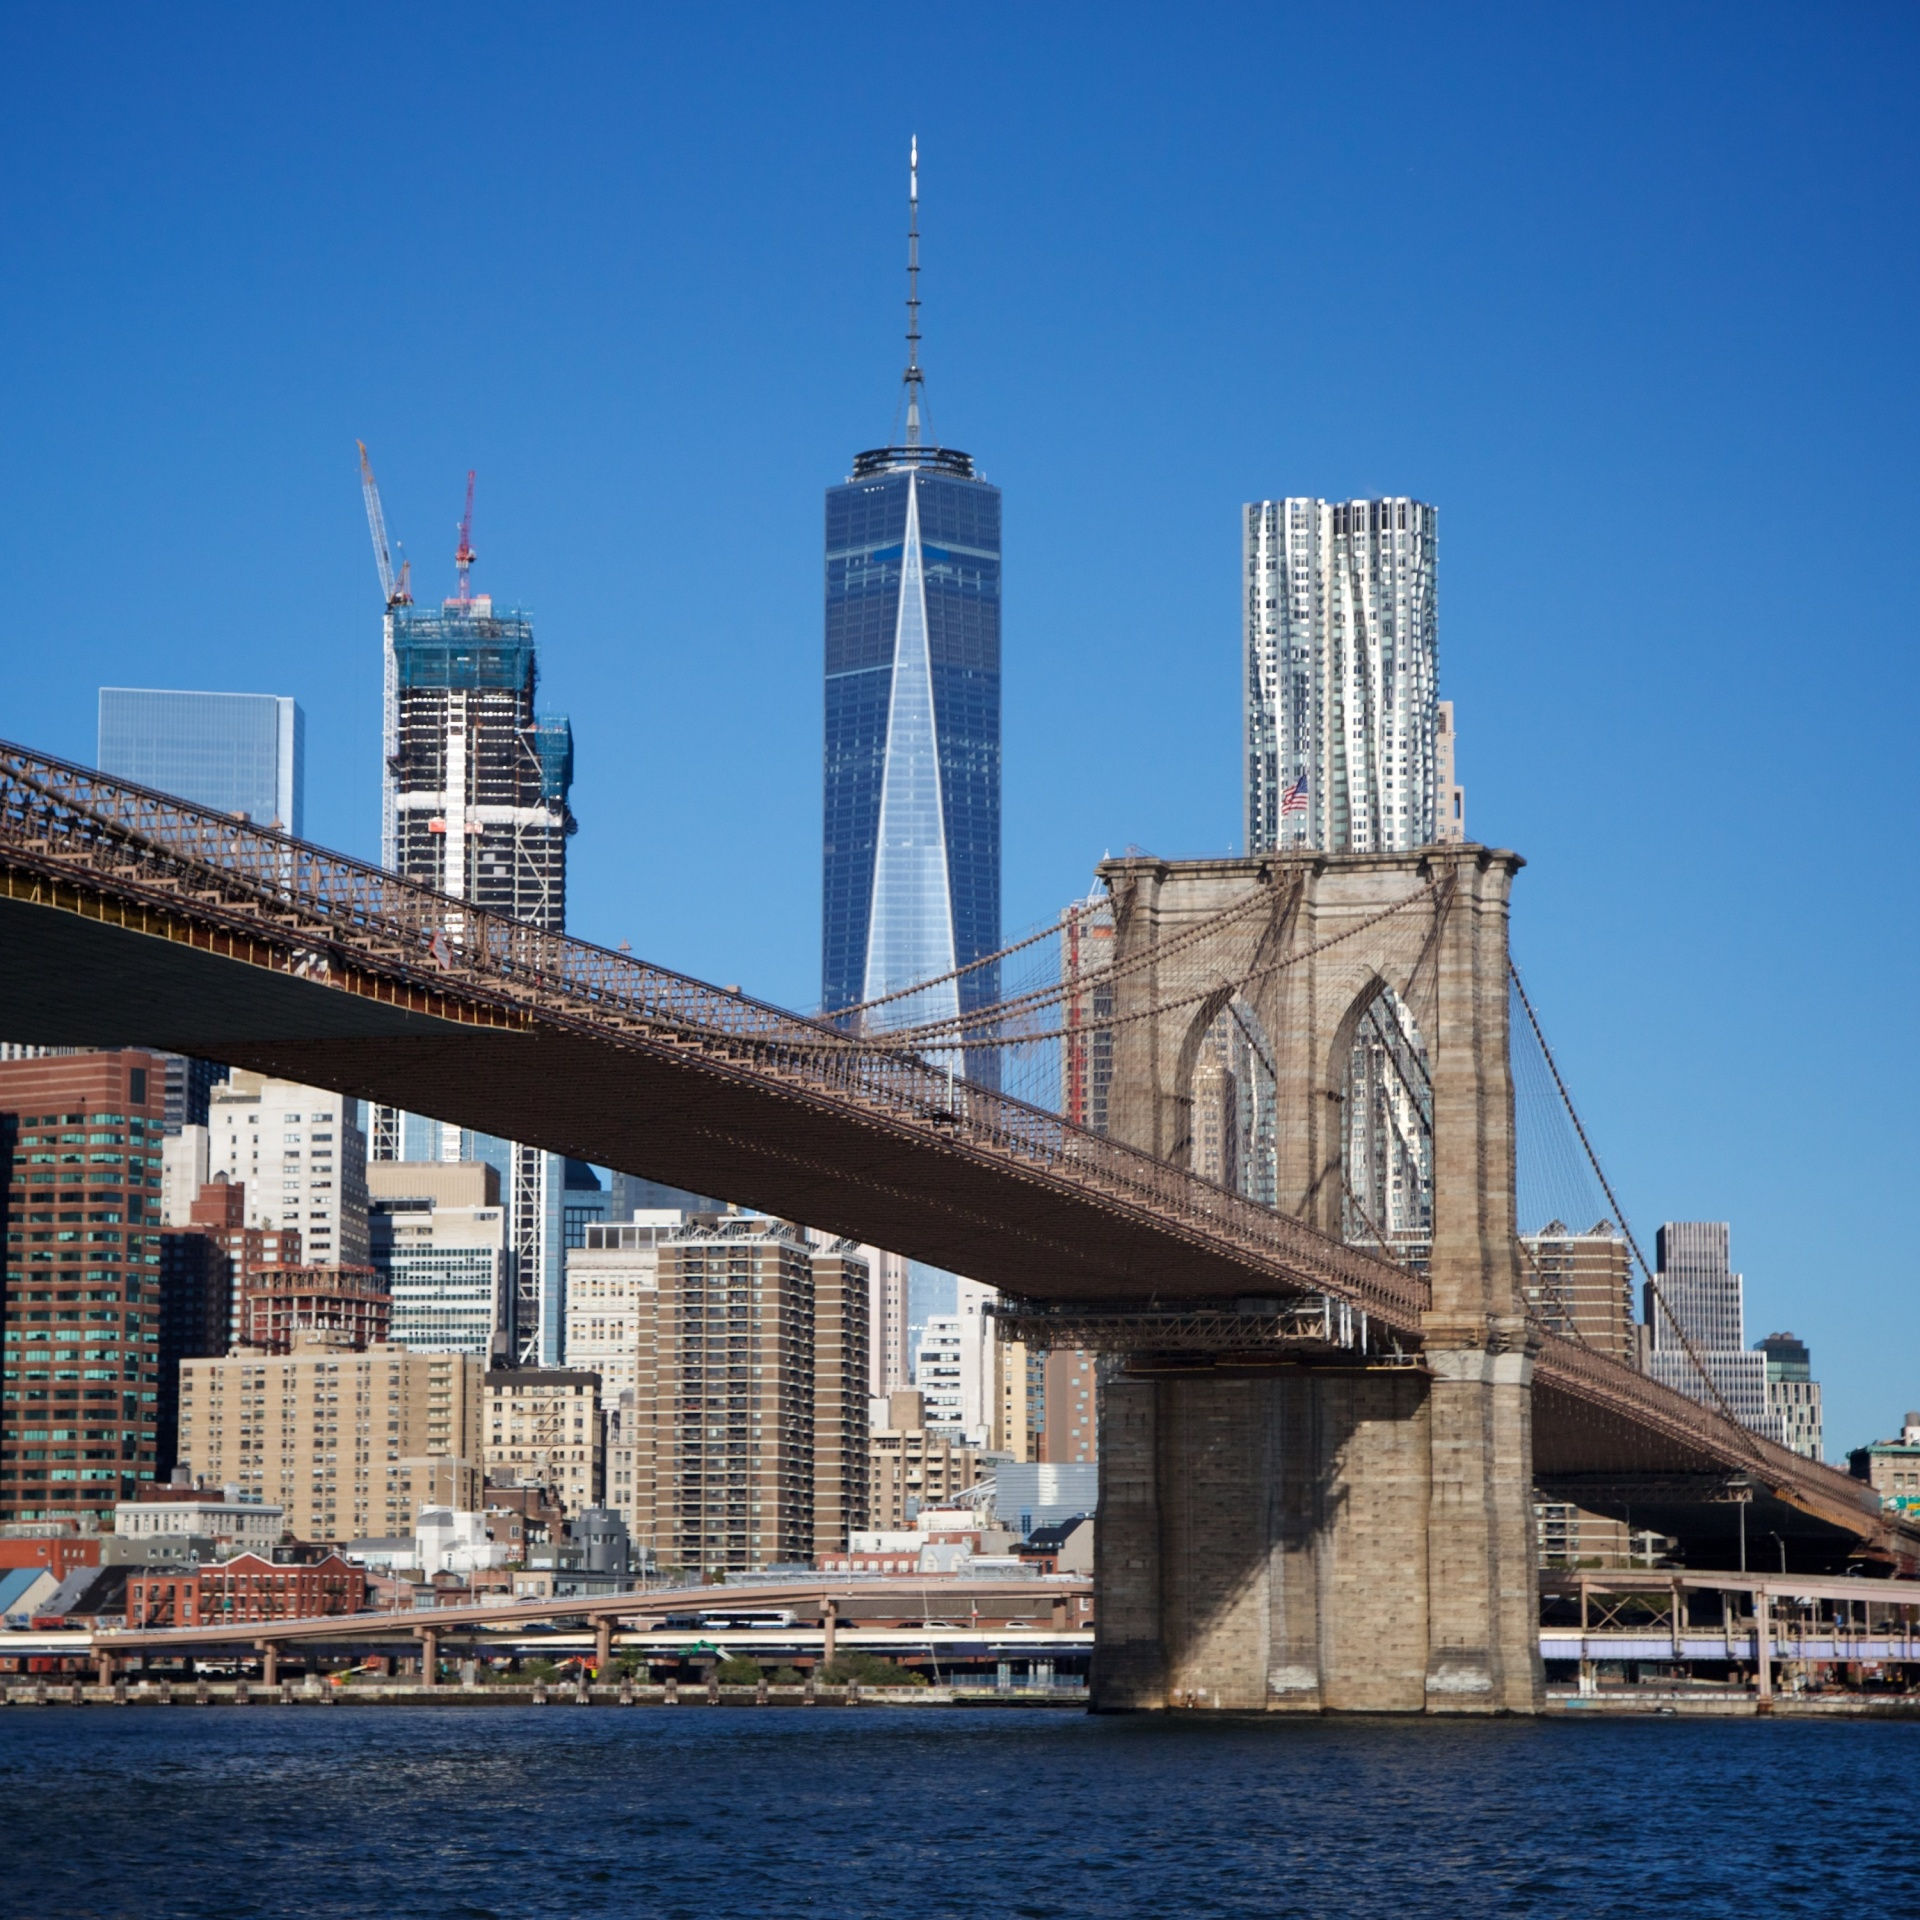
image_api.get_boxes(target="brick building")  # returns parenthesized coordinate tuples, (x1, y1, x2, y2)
(242, 1265, 390, 1354)
(1040, 1349, 1099, 1463)
(0, 1051, 168, 1523)
(128, 1550, 365, 1627)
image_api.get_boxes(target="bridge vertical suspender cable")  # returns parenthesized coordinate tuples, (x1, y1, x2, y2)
(1508, 959, 1772, 1465)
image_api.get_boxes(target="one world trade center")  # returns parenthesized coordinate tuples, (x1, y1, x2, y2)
(822, 140, 1001, 1079)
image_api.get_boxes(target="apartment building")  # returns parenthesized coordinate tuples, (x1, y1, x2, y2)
(483, 1367, 603, 1517)
(177, 1333, 481, 1542)
(209, 1072, 369, 1267)
(868, 1389, 984, 1530)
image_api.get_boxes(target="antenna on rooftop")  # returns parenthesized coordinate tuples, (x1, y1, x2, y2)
(903, 136, 923, 447)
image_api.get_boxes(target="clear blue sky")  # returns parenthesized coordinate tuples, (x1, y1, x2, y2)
(1, 5, 1914, 1452)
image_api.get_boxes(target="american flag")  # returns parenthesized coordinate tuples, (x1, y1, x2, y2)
(1279, 773, 1309, 817)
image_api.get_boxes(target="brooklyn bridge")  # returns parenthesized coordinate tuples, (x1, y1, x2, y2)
(0, 739, 1910, 1713)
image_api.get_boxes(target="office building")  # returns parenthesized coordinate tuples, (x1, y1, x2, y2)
(371, 567, 575, 1369)
(2, 1048, 225, 1139)
(1644, 1222, 1771, 1434)
(991, 1460, 1097, 1536)
(605, 1171, 724, 1218)
(1850, 1414, 1920, 1516)
(1435, 701, 1466, 843)
(868, 1389, 984, 1530)
(97, 687, 304, 835)
(114, 1487, 285, 1553)
(156, 1227, 231, 1476)
(561, 1161, 610, 1249)
(1757, 1331, 1823, 1461)
(0, 1051, 167, 1523)
(913, 1314, 966, 1432)
(209, 1072, 368, 1269)
(822, 142, 1001, 1067)
(177, 1335, 482, 1542)
(367, 1161, 508, 1356)
(1244, 497, 1438, 854)
(1521, 1221, 1635, 1364)
(482, 1366, 603, 1517)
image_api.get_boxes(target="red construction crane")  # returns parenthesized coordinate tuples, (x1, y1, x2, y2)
(453, 469, 477, 606)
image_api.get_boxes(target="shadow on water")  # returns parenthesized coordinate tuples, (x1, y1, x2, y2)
(1, 1707, 1915, 1920)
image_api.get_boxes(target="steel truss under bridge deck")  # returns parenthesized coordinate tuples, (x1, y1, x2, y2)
(0, 739, 1911, 1565)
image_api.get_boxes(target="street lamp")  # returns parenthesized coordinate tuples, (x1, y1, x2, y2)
(1728, 1475, 1754, 1575)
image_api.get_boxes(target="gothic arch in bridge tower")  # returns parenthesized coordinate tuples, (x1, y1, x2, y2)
(1172, 988, 1278, 1209)
(1092, 846, 1541, 1715)
(1334, 980, 1433, 1262)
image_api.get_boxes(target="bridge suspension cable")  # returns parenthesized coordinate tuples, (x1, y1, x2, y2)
(863, 876, 1445, 1054)
(1508, 959, 1770, 1465)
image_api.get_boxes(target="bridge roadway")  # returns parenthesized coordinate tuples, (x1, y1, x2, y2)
(0, 741, 1908, 1567)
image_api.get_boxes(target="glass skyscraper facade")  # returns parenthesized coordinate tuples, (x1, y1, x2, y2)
(823, 445, 1001, 1056)
(98, 688, 304, 835)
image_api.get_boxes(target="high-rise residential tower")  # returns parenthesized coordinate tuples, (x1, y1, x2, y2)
(822, 141, 1001, 1064)
(1244, 497, 1439, 855)
(367, 490, 575, 1367)
(98, 688, 304, 835)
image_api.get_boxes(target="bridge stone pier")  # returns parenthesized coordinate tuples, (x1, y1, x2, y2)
(1090, 847, 1542, 1713)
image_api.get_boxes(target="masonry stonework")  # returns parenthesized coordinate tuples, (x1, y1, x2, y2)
(1090, 847, 1543, 1714)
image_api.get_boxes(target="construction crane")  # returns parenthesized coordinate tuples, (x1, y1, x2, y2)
(453, 469, 477, 607)
(356, 441, 412, 608)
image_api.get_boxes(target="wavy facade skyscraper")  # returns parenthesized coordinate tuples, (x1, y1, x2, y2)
(1244, 496, 1440, 855)
(822, 142, 1001, 1070)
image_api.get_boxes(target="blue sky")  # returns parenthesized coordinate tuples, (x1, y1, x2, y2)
(1, 4, 1914, 1450)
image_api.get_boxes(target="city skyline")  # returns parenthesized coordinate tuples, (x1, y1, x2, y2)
(0, 9, 1913, 1452)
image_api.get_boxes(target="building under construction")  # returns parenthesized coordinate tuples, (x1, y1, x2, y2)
(382, 601, 574, 926)
(358, 451, 576, 1364)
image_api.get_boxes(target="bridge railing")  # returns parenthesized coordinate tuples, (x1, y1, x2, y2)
(1532, 1327, 1888, 1523)
(0, 741, 1429, 1325)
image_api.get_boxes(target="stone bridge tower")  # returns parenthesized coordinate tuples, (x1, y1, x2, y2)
(1090, 846, 1542, 1713)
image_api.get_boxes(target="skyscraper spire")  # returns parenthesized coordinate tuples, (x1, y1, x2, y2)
(903, 135, 922, 447)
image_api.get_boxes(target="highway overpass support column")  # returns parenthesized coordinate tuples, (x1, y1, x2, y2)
(1091, 847, 1542, 1715)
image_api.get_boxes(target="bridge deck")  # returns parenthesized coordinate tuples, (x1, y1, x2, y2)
(0, 741, 1906, 1564)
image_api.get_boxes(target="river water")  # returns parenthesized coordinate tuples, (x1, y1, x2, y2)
(2, 1707, 1914, 1918)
